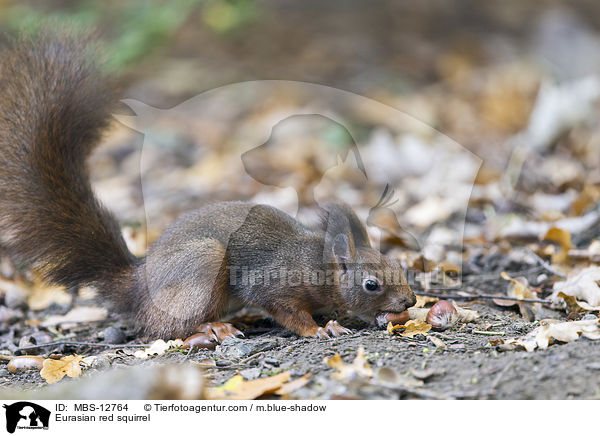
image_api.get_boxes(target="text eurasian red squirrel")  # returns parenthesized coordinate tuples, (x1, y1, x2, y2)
(0, 31, 415, 345)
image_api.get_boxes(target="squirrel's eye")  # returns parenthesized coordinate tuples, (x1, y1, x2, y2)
(363, 279, 380, 292)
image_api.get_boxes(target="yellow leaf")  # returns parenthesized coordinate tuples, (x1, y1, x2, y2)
(398, 319, 431, 337)
(414, 295, 438, 308)
(324, 347, 373, 380)
(500, 271, 534, 300)
(557, 292, 588, 313)
(40, 355, 82, 384)
(544, 227, 572, 264)
(205, 373, 290, 400)
(387, 322, 402, 334)
(500, 271, 541, 321)
(572, 185, 600, 216)
(274, 373, 311, 396)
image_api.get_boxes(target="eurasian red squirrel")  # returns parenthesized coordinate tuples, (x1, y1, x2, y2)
(0, 31, 415, 345)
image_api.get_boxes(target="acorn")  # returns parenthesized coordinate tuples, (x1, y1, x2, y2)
(7, 355, 44, 374)
(426, 300, 458, 330)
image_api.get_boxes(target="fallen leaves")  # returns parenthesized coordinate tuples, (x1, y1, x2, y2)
(498, 271, 542, 321)
(499, 318, 600, 352)
(134, 339, 184, 359)
(543, 227, 572, 264)
(550, 266, 600, 309)
(324, 347, 373, 379)
(273, 373, 311, 396)
(205, 373, 289, 400)
(387, 319, 431, 337)
(407, 302, 479, 324)
(205, 372, 310, 400)
(40, 355, 83, 384)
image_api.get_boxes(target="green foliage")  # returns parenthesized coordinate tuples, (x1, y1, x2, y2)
(0, 0, 257, 72)
(201, 0, 257, 34)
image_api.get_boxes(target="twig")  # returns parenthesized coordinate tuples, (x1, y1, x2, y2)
(472, 330, 505, 336)
(15, 341, 150, 352)
(239, 351, 266, 364)
(525, 248, 567, 278)
(415, 291, 551, 305)
(461, 266, 544, 283)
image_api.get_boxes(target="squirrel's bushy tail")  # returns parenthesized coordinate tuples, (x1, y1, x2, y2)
(0, 31, 137, 306)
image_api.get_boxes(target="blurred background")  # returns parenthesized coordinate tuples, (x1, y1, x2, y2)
(1, 0, 600, 291)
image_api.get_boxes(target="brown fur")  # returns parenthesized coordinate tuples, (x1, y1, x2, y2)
(0, 31, 415, 339)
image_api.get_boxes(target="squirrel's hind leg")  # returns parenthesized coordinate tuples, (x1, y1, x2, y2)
(138, 238, 231, 339)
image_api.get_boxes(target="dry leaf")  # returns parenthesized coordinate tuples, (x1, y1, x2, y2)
(388, 319, 431, 338)
(428, 335, 447, 348)
(407, 307, 429, 321)
(454, 304, 480, 322)
(40, 355, 82, 384)
(414, 295, 439, 308)
(550, 266, 600, 308)
(81, 356, 97, 366)
(572, 185, 600, 216)
(274, 373, 311, 396)
(556, 292, 593, 313)
(503, 318, 600, 352)
(499, 271, 541, 321)
(543, 227, 572, 264)
(134, 339, 184, 359)
(205, 373, 291, 400)
(408, 305, 479, 323)
(324, 347, 373, 380)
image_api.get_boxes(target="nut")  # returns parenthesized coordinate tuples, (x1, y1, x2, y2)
(426, 300, 458, 330)
(7, 355, 44, 374)
(183, 333, 217, 350)
(376, 311, 410, 327)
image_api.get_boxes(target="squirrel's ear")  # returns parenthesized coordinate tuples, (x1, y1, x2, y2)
(332, 234, 352, 262)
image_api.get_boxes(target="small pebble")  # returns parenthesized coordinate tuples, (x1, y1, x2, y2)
(215, 360, 232, 367)
(18, 331, 53, 349)
(3, 289, 27, 309)
(264, 357, 279, 367)
(0, 306, 22, 323)
(240, 368, 261, 380)
(103, 326, 127, 344)
(219, 337, 276, 358)
(31, 331, 52, 344)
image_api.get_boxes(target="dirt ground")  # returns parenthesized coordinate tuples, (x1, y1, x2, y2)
(1, 296, 599, 400)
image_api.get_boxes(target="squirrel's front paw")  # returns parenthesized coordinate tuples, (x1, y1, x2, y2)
(315, 320, 352, 339)
(184, 322, 244, 349)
